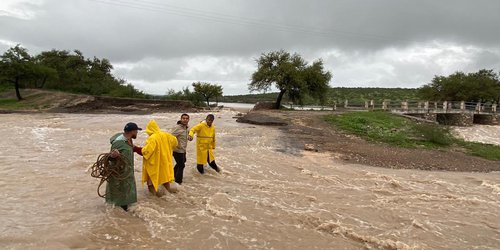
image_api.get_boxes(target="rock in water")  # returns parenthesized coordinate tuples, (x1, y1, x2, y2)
(304, 144, 318, 152)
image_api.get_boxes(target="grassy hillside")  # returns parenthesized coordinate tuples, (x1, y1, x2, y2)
(0, 89, 95, 111)
(223, 87, 419, 105)
(222, 92, 278, 103)
(325, 111, 500, 161)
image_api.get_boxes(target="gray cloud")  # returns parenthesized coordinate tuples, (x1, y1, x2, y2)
(1, 0, 500, 95)
(113, 57, 182, 82)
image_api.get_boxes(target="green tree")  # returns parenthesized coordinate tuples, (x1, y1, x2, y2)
(213, 84, 223, 106)
(249, 50, 332, 109)
(30, 63, 58, 89)
(192, 82, 223, 107)
(0, 45, 35, 100)
(303, 60, 332, 105)
(418, 69, 500, 102)
(1, 45, 147, 100)
(34, 48, 145, 98)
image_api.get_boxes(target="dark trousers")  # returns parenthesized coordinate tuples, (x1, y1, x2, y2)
(196, 152, 219, 174)
(173, 152, 186, 184)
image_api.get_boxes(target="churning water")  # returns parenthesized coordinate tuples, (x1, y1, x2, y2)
(0, 112, 499, 249)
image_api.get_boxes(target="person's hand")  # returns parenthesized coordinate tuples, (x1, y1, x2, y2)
(110, 149, 120, 158)
(188, 135, 193, 141)
(133, 146, 143, 156)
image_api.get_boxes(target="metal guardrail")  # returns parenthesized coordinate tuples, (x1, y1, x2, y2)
(328, 100, 498, 114)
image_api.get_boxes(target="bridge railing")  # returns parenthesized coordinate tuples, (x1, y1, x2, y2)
(334, 100, 497, 114)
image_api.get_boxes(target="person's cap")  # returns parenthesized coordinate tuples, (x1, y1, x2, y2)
(124, 122, 142, 132)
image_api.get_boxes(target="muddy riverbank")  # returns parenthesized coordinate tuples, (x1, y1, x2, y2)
(238, 110, 500, 172)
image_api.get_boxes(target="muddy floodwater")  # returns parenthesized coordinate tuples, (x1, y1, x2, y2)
(0, 112, 499, 249)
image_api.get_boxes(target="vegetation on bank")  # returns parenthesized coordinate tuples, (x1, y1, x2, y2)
(0, 98, 27, 109)
(223, 87, 419, 105)
(324, 111, 500, 161)
(0, 45, 146, 100)
(163, 82, 223, 107)
(0, 45, 225, 107)
(0, 89, 87, 110)
(419, 69, 500, 103)
(225, 69, 499, 108)
(0, 97, 55, 110)
(249, 50, 332, 109)
(2, 44, 498, 110)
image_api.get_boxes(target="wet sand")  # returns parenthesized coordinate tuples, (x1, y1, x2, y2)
(0, 111, 499, 249)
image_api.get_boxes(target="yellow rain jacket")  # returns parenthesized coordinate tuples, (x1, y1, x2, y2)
(189, 121, 216, 165)
(141, 120, 178, 191)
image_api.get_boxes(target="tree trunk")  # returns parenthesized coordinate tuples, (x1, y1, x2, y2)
(14, 78, 23, 100)
(275, 89, 286, 109)
(206, 98, 210, 109)
(39, 75, 48, 89)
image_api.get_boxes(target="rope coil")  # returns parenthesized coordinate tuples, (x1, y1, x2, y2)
(90, 153, 130, 198)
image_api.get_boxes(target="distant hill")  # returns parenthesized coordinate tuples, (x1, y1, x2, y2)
(222, 92, 278, 104)
(222, 87, 419, 105)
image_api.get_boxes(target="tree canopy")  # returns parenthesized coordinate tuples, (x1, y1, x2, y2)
(0, 45, 36, 100)
(164, 82, 223, 107)
(192, 82, 223, 107)
(249, 50, 332, 109)
(418, 69, 500, 103)
(0, 45, 145, 100)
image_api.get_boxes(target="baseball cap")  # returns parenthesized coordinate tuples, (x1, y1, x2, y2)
(124, 122, 142, 132)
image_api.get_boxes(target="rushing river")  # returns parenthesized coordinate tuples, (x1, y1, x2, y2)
(453, 125, 500, 146)
(0, 112, 499, 249)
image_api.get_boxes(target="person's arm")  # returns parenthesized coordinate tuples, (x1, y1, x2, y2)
(188, 123, 202, 140)
(110, 148, 120, 158)
(169, 134, 178, 151)
(110, 139, 127, 158)
(211, 126, 216, 149)
(141, 136, 157, 160)
(109, 141, 127, 173)
(170, 125, 183, 138)
(133, 145, 143, 156)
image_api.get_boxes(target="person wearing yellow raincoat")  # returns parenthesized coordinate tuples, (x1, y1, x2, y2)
(141, 120, 178, 196)
(188, 114, 220, 174)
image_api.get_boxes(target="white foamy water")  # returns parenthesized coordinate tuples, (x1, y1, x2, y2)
(0, 112, 499, 249)
(453, 125, 500, 146)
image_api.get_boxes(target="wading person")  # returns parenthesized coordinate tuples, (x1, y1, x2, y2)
(171, 114, 190, 185)
(189, 114, 221, 174)
(141, 120, 178, 196)
(107, 122, 142, 211)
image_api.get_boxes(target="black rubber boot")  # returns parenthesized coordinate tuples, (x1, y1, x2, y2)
(209, 161, 220, 173)
(197, 164, 204, 174)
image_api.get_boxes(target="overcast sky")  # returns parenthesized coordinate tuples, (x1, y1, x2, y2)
(1, 0, 499, 95)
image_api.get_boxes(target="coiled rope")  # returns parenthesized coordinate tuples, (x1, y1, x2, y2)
(90, 153, 130, 198)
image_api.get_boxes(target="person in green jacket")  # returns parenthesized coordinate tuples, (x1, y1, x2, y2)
(106, 122, 142, 211)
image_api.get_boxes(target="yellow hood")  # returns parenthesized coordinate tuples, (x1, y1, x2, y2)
(146, 120, 161, 136)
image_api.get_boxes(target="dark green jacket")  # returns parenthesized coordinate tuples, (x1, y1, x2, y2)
(105, 133, 137, 206)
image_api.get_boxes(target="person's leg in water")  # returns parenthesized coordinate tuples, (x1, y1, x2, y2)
(197, 163, 204, 174)
(208, 160, 220, 172)
(196, 150, 211, 174)
(173, 152, 186, 184)
(147, 179, 156, 194)
(207, 153, 220, 172)
(163, 182, 178, 193)
(147, 178, 164, 197)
